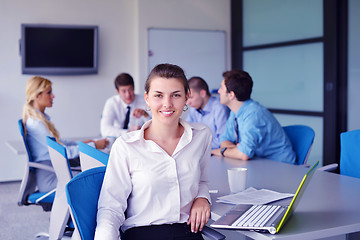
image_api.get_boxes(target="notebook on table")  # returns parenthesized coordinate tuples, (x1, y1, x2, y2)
(211, 161, 319, 235)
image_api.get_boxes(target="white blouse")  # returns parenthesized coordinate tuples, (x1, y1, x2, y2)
(94, 119, 212, 240)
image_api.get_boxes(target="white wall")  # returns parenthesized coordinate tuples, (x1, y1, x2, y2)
(0, 0, 230, 181)
(136, 0, 231, 93)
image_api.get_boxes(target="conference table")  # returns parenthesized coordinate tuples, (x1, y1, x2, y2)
(6, 136, 104, 155)
(6, 140, 27, 155)
(7, 138, 360, 239)
(208, 155, 360, 240)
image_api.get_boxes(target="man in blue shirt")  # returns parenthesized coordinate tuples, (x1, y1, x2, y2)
(211, 70, 296, 164)
(186, 76, 230, 149)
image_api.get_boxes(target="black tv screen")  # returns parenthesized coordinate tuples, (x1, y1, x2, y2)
(21, 24, 98, 75)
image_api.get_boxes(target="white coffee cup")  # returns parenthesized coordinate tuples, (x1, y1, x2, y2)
(227, 167, 248, 193)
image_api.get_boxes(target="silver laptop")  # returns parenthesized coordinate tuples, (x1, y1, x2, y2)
(211, 161, 319, 234)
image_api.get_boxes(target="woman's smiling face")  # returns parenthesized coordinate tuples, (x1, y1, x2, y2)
(145, 77, 188, 125)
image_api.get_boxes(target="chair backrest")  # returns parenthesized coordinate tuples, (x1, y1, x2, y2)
(66, 166, 106, 240)
(340, 129, 360, 178)
(47, 136, 73, 187)
(283, 125, 315, 165)
(78, 141, 109, 171)
(46, 136, 74, 239)
(17, 119, 36, 206)
(18, 119, 33, 162)
(17, 119, 55, 209)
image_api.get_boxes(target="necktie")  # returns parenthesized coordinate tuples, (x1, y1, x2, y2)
(234, 117, 239, 144)
(196, 108, 204, 115)
(123, 106, 131, 129)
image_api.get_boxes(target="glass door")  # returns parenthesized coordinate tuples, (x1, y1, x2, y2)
(231, 0, 347, 166)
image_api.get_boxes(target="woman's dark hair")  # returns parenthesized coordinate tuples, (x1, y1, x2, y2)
(145, 63, 189, 95)
(222, 70, 253, 101)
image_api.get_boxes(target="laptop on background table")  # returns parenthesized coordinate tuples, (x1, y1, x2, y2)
(211, 161, 319, 235)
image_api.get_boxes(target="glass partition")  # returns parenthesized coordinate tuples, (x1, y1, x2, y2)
(348, 0, 360, 131)
(243, 0, 323, 46)
(244, 43, 323, 111)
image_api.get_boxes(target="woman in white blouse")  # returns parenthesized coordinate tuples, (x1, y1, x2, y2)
(95, 64, 212, 240)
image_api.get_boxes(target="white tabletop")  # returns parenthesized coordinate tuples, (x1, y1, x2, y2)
(6, 136, 102, 156)
(6, 140, 26, 155)
(208, 156, 360, 240)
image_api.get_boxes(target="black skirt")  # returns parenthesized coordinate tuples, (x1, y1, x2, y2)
(123, 223, 204, 240)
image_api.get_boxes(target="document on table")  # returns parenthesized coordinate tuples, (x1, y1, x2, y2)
(217, 187, 294, 205)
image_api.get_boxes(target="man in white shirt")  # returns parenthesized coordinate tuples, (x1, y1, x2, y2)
(100, 73, 150, 137)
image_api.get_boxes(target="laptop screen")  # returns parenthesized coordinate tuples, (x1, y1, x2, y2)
(276, 161, 319, 232)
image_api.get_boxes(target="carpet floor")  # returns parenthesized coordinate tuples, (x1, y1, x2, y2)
(0, 181, 51, 240)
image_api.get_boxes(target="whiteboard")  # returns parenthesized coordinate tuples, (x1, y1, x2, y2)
(148, 28, 226, 92)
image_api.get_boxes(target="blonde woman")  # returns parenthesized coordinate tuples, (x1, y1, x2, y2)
(95, 64, 212, 240)
(23, 76, 108, 192)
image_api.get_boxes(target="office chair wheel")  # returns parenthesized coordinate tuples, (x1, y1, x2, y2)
(34, 232, 49, 239)
(63, 226, 75, 237)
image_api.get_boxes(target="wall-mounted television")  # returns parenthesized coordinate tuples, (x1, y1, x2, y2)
(20, 24, 98, 75)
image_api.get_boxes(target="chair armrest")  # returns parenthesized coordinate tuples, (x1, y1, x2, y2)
(70, 166, 82, 171)
(35, 188, 56, 204)
(28, 162, 55, 172)
(317, 163, 338, 172)
(202, 226, 226, 240)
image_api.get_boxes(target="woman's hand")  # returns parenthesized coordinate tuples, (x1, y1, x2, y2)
(187, 197, 210, 233)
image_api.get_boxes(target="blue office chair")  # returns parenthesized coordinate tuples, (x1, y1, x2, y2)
(318, 129, 360, 176)
(78, 141, 109, 171)
(46, 136, 76, 239)
(17, 119, 55, 211)
(339, 129, 360, 178)
(66, 167, 226, 240)
(283, 125, 315, 165)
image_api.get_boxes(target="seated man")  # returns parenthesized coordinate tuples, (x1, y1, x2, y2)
(211, 70, 296, 164)
(186, 76, 229, 149)
(100, 73, 150, 137)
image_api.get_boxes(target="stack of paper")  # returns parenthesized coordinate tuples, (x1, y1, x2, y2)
(217, 187, 294, 205)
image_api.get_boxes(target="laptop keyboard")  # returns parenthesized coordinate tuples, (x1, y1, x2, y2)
(231, 205, 281, 227)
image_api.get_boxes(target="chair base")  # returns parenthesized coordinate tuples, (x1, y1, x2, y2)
(34, 232, 49, 239)
(40, 202, 53, 211)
